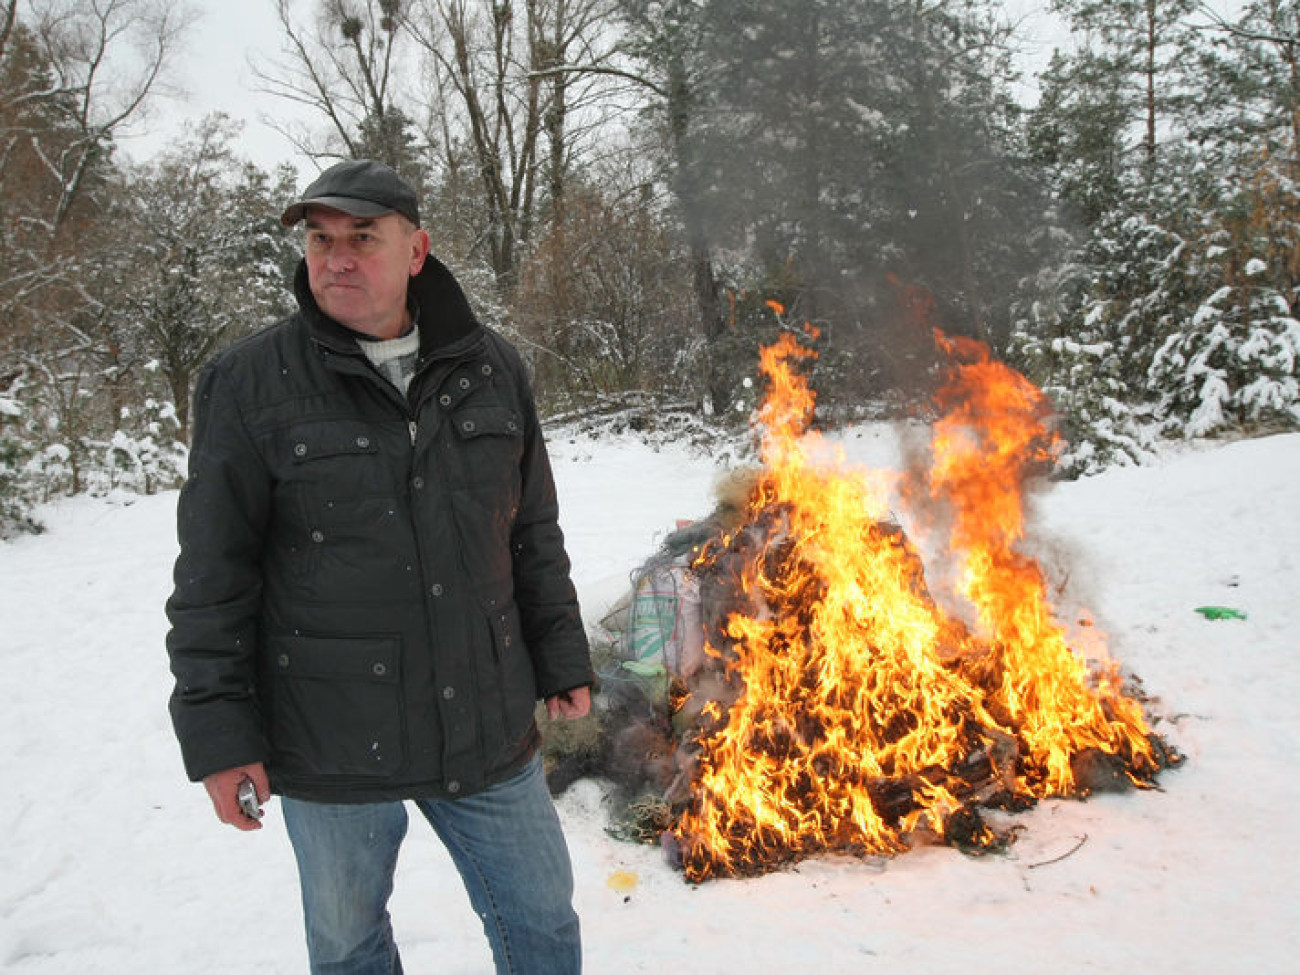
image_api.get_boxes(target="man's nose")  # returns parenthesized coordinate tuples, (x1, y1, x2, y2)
(324, 244, 356, 272)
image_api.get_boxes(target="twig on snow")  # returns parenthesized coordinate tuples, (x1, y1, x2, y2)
(1027, 834, 1088, 870)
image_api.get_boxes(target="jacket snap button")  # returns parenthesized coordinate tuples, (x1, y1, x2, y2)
(447, 780, 461, 794)
(277, 654, 289, 668)
(458, 377, 471, 389)
(412, 476, 425, 490)
(439, 394, 452, 407)
(462, 420, 475, 433)
(373, 662, 387, 677)
(430, 583, 444, 596)
(310, 530, 325, 543)
(293, 442, 307, 457)
(356, 436, 370, 449)
(481, 364, 492, 376)
(506, 420, 518, 432)
(442, 686, 455, 700)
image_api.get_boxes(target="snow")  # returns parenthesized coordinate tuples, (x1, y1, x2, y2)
(2, 427, 1300, 973)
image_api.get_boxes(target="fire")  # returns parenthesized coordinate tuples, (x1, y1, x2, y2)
(672, 328, 1169, 882)
(927, 332, 1158, 794)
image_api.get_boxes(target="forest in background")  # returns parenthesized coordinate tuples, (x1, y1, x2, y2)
(1, 0, 1297, 536)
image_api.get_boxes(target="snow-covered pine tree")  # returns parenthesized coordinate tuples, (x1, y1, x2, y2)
(1011, 0, 1300, 469)
(1007, 208, 1165, 477)
(102, 394, 188, 496)
(1149, 160, 1300, 436)
(1142, 1, 1300, 438)
(0, 394, 44, 538)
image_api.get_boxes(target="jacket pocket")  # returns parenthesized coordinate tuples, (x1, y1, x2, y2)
(448, 404, 524, 487)
(287, 423, 381, 464)
(275, 421, 392, 591)
(483, 602, 538, 757)
(266, 633, 406, 777)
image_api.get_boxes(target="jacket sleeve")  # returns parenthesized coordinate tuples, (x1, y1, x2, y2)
(165, 360, 272, 781)
(506, 358, 593, 698)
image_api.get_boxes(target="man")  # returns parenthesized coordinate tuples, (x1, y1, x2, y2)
(166, 159, 593, 975)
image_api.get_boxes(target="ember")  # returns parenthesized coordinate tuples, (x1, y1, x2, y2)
(665, 326, 1178, 882)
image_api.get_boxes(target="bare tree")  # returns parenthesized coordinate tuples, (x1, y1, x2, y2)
(1, 0, 191, 325)
(11, 0, 191, 231)
(513, 176, 698, 410)
(405, 0, 632, 279)
(0, 0, 192, 490)
(257, 0, 631, 282)
(397, 0, 543, 280)
(253, 0, 420, 172)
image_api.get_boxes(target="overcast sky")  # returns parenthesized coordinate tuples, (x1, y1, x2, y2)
(117, 0, 312, 175)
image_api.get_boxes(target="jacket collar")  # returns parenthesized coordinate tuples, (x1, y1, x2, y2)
(294, 256, 484, 361)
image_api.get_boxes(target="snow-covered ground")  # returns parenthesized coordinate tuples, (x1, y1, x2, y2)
(2, 427, 1298, 973)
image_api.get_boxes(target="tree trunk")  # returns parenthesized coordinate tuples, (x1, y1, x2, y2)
(1144, 0, 1158, 177)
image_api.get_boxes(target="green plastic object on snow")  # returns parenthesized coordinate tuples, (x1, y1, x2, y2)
(1194, 606, 1248, 621)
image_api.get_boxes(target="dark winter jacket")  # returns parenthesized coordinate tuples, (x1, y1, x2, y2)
(165, 257, 592, 802)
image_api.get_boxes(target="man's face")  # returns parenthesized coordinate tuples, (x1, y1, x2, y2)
(303, 207, 430, 339)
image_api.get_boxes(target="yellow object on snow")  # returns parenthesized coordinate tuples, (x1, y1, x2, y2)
(606, 870, 639, 893)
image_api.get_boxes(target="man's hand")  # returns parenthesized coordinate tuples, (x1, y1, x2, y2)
(545, 685, 591, 721)
(202, 763, 270, 831)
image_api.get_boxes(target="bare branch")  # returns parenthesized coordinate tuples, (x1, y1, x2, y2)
(252, 0, 362, 158)
(1026, 834, 1089, 870)
(527, 62, 668, 98)
(0, 0, 16, 63)
(1193, 1, 1298, 49)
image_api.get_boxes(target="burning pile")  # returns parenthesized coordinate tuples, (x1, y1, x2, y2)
(548, 324, 1180, 883)
(667, 328, 1178, 881)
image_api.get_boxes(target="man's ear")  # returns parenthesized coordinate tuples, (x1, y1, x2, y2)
(409, 228, 431, 275)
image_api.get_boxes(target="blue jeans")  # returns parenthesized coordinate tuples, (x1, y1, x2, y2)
(281, 756, 581, 975)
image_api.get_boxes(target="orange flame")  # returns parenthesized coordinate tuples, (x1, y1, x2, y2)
(673, 328, 1164, 882)
(927, 331, 1157, 794)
